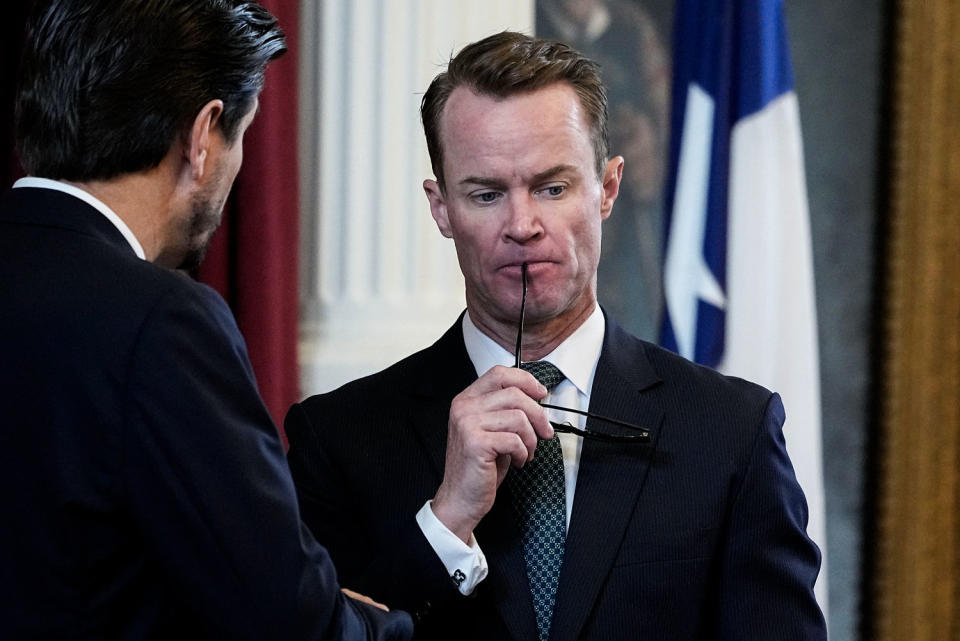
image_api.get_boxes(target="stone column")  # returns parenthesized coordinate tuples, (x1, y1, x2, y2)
(298, 0, 535, 394)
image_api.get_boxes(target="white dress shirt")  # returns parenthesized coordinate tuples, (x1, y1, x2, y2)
(14, 177, 146, 260)
(416, 305, 605, 594)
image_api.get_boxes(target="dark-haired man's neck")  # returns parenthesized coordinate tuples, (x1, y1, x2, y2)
(64, 159, 181, 266)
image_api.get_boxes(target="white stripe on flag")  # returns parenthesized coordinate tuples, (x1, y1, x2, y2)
(723, 90, 827, 610)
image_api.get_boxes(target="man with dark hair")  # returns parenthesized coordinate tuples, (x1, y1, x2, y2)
(286, 31, 826, 640)
(0, 1, 412, 639)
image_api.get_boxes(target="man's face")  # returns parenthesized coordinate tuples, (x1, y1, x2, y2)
(425, 82, 622, 333)
(166, 100, 257, 271)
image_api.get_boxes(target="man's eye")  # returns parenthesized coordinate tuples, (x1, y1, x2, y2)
(543, 185, 565, 197)
(473, 191, 500, 204)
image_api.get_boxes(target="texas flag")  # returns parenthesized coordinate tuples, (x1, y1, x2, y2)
(660, 0, 828, 610)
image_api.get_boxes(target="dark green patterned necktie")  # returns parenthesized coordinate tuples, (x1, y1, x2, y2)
(507, 360, 566, 641)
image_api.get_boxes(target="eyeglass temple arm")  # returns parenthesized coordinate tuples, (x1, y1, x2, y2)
(539, 402, 651, 438)
(514, 262, 527, 368)
(550, 421, 650, 443)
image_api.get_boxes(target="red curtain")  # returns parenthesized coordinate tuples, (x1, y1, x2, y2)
(196, 0, 301, 442)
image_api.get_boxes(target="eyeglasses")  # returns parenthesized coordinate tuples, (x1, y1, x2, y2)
(514, 263, 651, 444)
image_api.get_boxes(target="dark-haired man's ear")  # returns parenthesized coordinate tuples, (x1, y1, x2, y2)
(186, 99, 225, 181)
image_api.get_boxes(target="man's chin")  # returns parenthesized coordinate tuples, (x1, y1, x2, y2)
(178, 240, 212, 272)
(152, 238, 211, 272)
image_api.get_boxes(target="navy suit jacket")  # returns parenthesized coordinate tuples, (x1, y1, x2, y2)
(286, 314, 827, 640)
(0, 186, 412, 640)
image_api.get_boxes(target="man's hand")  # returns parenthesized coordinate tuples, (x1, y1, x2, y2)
(342, 588, 389, 611)
(431, 365, 554, 543)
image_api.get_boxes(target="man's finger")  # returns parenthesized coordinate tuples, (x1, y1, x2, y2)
(342, 588, 389, 612)
(454, 386, 554, 444)
(462, 365, 548, 400)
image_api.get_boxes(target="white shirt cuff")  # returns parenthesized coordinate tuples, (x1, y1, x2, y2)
(415, 500, 489, 595)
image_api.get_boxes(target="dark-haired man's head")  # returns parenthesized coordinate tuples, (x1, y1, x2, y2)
(16, 0, 286, 182)
(420, 31, 609, 193)
(15, 0, 286, 269)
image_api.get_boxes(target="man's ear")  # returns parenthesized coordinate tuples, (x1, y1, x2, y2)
(186, 99, 225, 180)
(599, 156, 624, 220)
(423, 178, 453, 238)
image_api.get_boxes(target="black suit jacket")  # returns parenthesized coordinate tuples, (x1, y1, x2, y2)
(0, 186, 412, 640)
(286, 314, 826, 640)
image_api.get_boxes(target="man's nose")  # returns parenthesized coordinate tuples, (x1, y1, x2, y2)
(503, 193, 544, 243)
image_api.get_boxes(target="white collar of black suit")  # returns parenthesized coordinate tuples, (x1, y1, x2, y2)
(14, 177, 146, 259)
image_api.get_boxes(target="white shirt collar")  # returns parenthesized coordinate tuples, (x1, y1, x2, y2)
(14, 176, 146, 260)
(461, 304, 605, 396)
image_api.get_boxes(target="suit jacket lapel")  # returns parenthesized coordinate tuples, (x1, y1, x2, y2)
(406, 318, 540, 641)
(405, 318, 477, 479)
(549, 315, 666, 641)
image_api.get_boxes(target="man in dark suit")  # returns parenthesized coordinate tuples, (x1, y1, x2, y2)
(0, 1, 412, 639)
(286, 32, 826, 640)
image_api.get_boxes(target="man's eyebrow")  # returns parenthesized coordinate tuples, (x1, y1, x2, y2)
(531, 164, 576, 183)
(457, 165, 577, 189)
(458, 176, 507, 189)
